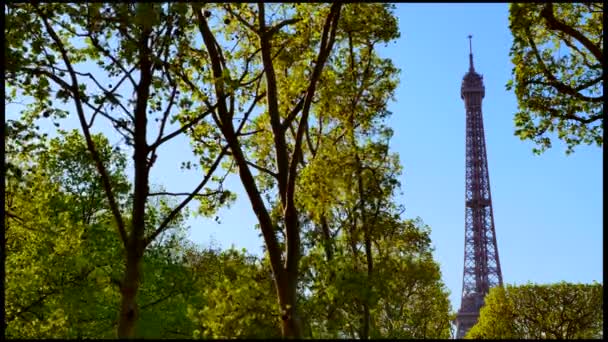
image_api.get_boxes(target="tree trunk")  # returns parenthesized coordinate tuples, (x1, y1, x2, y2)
(278, 202, 302, 339)
(362, 304, 370, 339)
(276, 272, 301, 339)
(115, 16, 151, 339)
(362, 236, 373, 339)
(117, 249, 142, 338)
(319, 214, 339, 334)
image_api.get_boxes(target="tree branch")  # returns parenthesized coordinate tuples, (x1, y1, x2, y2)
(33, 4, 128, 247)
(525, 29, 604, 104)
(144, 144, 229, 248)
(258, 2, 290, 203)
(149, 105, 216, 151)
(237, 128, 264, 137)
(153, 76, 178, 149)
(267, 18, 302, 37)
(245, 159, 279, 179)
(148, 190, 223, 197)
(193, 2, 283, 283)
(87, 29, 138, 89)
(224, 4, 257, 33)
(540, 3, 603, 64)
(140, 290, 177, 311)
(523, 79, 602, 103)
(284, 2, 342, 278)
(287, 2, 342, 195)
(282, 94, 306, 129)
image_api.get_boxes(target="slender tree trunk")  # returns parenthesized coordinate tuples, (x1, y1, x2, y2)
(212, 114, 297, 338)
(278, 203, 302, 339)
(362, 235, 373, 339)
(320, 214, 333, 261)
(193, 4, 340, 339)
(276, 271, 301, 338)
(354, 134, 373, 339)
(319, 213, 339, 334)
(362, 304, 370, 339)
(116, 17, 151, 338)
(117, 248, 143, 338)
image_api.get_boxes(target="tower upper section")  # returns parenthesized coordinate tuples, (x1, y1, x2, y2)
(461, 35, 485, 100)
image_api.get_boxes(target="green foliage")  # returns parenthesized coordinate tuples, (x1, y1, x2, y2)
(186, 248, 281, 339)
(466, 282, 603, 339)
(285, 4, 453, 338)
(6, 129, 207, 339)
(134, 240, 200, 339)
(6, 3, 233, 337)
(299, 218, 453, 339)
(508, 3, 603, 154)
(5, 2, 458, 339)
(5, 130, 127, 338)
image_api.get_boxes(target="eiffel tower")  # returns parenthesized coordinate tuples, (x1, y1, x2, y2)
(455, 35, 503, 339)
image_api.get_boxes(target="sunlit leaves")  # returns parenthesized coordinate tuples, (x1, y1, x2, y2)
(186, 248, 281, 339)
(5, 131, 128, 338)
(466, 282, 603, 339)
(299, 218, 453, 339)
(4, 2, 459, 339)
(508, 3, 603, 154)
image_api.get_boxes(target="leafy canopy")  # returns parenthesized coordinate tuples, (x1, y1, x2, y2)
(466, 282, 603, 339)
(508, 3, 603, 154)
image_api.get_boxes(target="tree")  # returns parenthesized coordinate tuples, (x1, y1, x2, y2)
(133, 234, 203, 339)
(5, 130, 200, 338)
(466, 282, 603, 339)
(6, 4, 230, 337)
(5, 3, 451, 339)
(292, 26, 452, 334)
(508, 3, 603, 154)
(5, 130, 128, 338)
(183, 3, 401, 337)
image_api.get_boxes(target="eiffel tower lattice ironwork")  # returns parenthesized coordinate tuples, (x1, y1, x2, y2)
(455, 35, 503, 339)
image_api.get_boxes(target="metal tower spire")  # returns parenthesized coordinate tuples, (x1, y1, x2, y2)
(468, 35, 474, 71)
(455, 36, 503, 339)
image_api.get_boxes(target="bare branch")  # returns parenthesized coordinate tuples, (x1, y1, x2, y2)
(32, 5, 128, 247)
(224, 4, 257, 33)
(245, 159, 279, 179)
(144, 144, 230, 248)
(148, 190, 223, 197)
(149, 107, 215, 151)
(267, 18, 302, 37)
(87, 31, 138, 89)
(153, 81, 178, 148)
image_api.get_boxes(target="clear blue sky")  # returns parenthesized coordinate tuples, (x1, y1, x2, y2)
(8, 3, 602, 314)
